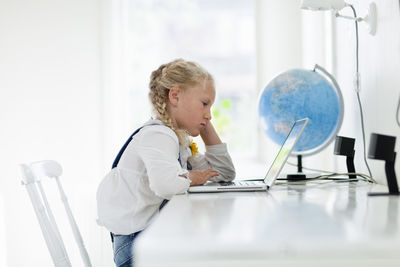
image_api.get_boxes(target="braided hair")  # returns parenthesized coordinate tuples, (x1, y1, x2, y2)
(149, 59, 214, 146)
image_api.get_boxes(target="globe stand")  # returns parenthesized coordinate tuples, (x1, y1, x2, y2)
(367, 133, 400, 196)
(286, 155, 307, 180)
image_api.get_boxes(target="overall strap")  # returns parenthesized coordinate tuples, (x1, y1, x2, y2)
(112, 126, 145, 169)
(178, 155, 192, 170)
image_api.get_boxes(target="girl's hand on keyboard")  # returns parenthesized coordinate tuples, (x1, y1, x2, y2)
(189, 169, 219, 186)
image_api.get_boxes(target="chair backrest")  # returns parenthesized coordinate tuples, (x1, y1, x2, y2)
(20, 160, 92, 267)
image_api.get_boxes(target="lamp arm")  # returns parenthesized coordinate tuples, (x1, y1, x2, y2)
(335, 3, 377, 36)
(335, 12, 363, 22)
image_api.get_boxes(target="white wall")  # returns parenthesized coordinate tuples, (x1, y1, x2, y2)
(0, 0, 113, 266)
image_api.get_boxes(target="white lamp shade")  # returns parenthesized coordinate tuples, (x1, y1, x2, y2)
(300, 0, 346, 11)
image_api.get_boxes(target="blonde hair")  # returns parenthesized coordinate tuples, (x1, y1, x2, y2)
(149, 58, 214, 146)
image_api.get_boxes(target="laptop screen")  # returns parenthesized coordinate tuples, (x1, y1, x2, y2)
(263, 118, 309, 187)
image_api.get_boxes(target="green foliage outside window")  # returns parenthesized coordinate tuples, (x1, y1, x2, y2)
(212, 98, 232, 136)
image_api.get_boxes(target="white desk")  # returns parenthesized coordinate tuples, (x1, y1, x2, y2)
(135, 181, 400, 266)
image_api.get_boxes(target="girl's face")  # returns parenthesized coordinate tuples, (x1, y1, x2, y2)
(169, 80, 215, 137)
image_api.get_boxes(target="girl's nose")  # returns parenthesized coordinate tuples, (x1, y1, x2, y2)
(205, 108, 212, 120)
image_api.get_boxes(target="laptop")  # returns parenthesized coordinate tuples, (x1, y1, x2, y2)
(188, 118, 309, 193)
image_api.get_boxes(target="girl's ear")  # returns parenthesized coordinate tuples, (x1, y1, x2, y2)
(168, 86, 180, 107)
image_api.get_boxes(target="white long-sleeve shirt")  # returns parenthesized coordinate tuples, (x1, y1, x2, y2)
(96, 120, 235, 235)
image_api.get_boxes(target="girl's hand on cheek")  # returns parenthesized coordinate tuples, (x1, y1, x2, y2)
(189, 169, 219, 186)
(199, 122, 222, 146)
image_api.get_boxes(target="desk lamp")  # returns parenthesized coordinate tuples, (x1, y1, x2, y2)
(368, 133, 399, 196)
(300, 0, 377, 36)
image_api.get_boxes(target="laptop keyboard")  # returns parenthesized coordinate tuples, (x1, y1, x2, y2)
(220, 181, 262, 187)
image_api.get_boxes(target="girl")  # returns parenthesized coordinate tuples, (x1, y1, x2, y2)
(96, 59, 236, 267)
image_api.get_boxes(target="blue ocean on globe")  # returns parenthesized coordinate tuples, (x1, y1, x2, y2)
(258, 69, 343, 155)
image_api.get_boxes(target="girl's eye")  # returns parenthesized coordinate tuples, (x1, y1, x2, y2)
(202, 101, 208, 106)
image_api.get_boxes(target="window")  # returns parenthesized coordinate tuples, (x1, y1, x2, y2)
(126, 0, 257, 158)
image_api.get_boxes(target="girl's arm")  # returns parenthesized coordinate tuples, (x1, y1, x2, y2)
(191, 122, 235, 182)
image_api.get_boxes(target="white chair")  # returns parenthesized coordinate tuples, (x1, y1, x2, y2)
(20, 160, 92, 267)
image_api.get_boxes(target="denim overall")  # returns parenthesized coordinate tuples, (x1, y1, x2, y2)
(109, 124, 191, 267)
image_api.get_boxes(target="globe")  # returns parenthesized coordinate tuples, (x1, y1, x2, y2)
(258, 68, 343, 155)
